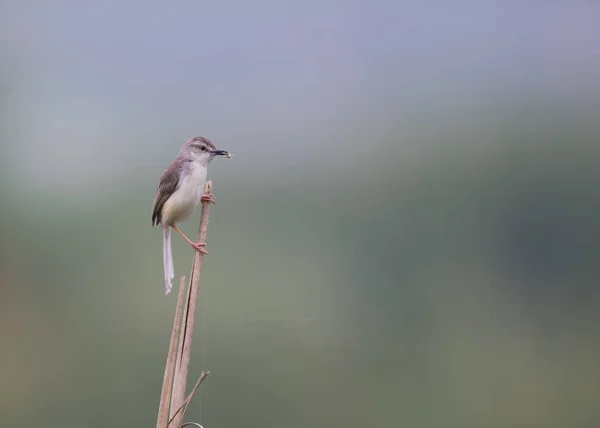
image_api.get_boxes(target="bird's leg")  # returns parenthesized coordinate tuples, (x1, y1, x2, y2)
(200, 193, 216, 204)
(172, 225, 208, 254)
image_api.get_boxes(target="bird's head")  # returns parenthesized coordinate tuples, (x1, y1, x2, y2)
(183, 136, 230, 165)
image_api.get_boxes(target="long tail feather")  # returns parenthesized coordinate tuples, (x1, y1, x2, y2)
(163, 226, 175, 294)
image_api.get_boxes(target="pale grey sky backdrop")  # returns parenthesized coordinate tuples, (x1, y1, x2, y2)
(2, 1, 599, 202)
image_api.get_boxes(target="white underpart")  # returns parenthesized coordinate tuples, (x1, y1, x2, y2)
(161, 162, 208, 225)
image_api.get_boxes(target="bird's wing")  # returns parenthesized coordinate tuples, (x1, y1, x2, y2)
(152, 158, 185, 226)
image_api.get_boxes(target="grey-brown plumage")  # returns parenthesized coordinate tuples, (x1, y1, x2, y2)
(152, 157, 189, 227)
(152, 136, 230, 294)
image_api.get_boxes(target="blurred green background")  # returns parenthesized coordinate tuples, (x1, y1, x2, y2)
(1, 2, 600, 427)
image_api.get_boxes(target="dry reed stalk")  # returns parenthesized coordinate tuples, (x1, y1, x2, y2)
(156, 181, 215, 428)
(156, 276, 187, 428)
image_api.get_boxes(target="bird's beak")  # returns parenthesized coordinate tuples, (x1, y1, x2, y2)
(211, 150, 229, 156)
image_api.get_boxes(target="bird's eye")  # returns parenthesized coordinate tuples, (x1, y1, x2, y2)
(200, 146, 207, 152)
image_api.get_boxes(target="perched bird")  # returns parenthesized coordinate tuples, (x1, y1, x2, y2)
(152, 136, 230, 294)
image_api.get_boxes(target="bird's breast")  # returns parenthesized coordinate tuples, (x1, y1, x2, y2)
(161, 163, 207, 225)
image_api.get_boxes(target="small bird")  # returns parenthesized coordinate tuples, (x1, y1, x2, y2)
(152, 136, 230, 294)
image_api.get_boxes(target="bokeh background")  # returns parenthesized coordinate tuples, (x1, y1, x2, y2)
(1, 1, 600, 427)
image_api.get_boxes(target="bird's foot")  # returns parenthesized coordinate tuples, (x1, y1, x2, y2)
(191, 242, 208, 254)
(200, 193, 216, 204)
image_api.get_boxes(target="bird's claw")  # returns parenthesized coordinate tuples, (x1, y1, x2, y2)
(200, 193, 216, 204)
(191, 242, 208, 254)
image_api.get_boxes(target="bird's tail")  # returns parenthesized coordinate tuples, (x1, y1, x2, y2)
(163, 226, 175, 295)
